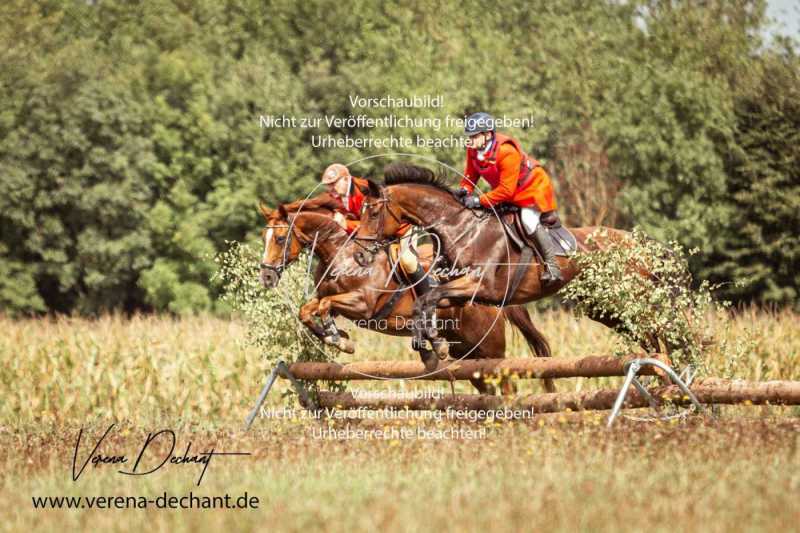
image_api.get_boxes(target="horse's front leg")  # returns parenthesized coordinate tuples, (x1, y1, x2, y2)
(412, 275, 489, 367)
(410, 285, 448, 367)
(317, 292, 373, 354)
(298, 298, 327, 340)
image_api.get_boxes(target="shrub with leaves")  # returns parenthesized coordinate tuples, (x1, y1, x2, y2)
(562, 228, 739, 374)
(213, 241, 336, 366)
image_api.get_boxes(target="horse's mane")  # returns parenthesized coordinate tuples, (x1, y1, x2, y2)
(382, 163, 453, 194)
(280, 192, 341, 214)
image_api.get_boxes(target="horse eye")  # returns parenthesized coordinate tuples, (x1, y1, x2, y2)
(276, 236, 286, 244)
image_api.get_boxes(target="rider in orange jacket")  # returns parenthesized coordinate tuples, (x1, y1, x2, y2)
(321, 163, 371, 234)
(457, 112, 563, 283)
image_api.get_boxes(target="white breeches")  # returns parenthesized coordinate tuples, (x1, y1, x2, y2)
(520, 207, 542, 234)
(398, 231, 419, 272)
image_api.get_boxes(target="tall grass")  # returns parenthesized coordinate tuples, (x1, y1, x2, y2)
(1, 308, 797, 427)
(0, 310, 798, 532)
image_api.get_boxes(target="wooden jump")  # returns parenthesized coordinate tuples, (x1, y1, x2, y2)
(286, 354, 664, 381)
(244, 355, 800, 429)
(310, 378, 800, 413)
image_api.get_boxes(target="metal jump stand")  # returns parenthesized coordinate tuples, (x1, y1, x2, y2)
(605, 357, 704, 427)
(244, 357, 706, 430)
(244, 361, 317, 430)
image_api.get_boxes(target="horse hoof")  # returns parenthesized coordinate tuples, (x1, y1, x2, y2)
(420, 350, 439, 372)
(432, 339, 449, 360)
(337, 338, 355, 354)
(411, 336, 422, 351)
(323, 336, 354, 353)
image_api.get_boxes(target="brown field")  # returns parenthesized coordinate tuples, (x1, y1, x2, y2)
(1, 308, 798, 532)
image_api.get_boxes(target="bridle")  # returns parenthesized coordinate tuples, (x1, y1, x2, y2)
(261, 214, 347, 276)
(260, 223, 293, 276)
(357, 187, 404, 243)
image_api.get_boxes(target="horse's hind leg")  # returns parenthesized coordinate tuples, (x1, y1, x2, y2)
(469, 378, 496, 395)
(450, 306, 520, 396)
(502, 306, 557, 393)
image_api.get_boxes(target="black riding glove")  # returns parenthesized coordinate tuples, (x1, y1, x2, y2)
(454, 187, 469, 199)
(463, 195, 482, 209)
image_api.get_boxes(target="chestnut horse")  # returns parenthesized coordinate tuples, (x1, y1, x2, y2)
(355, 163, 667, 369)
(258, 195, 556, 393)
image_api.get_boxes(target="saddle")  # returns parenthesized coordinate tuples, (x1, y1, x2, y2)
(492, 206, 578, 301)
(497, 208, 577, 257)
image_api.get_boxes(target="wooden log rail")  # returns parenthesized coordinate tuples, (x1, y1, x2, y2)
(287, 354, 663, 381)
(310, 379, 800, 413)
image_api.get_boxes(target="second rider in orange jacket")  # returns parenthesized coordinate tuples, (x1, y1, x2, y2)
(457, 112, 563, 283)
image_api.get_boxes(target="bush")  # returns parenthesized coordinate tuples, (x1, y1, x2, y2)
(561, 228, 748, 374)
(213, 240, 339, 362)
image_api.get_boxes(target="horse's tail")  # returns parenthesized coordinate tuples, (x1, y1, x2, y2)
(502, 306, 556, 393)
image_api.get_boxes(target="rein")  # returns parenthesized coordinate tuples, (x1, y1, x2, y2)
(357, 186, 495, 265)
(359, 188, 405, 242)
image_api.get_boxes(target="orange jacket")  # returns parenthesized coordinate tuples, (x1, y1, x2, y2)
(337, 177, 410, 236)
(340, 177, 367, 233)
(460, 133, 557, 212)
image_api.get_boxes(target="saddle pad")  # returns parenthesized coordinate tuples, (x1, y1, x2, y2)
(507, 211, 577, 257)
(550, 226, 577, 257)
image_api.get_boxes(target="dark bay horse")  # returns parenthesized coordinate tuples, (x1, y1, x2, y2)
(258, 196, 556, 393)
(355, 164, 665, 369)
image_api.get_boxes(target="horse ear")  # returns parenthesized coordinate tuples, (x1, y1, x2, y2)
(277, 204, 289, 219)
(364, 179, 382, 198)
(258, 201, 273, 221)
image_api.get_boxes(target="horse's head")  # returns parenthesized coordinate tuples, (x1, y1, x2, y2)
(258, 203, 305, 288)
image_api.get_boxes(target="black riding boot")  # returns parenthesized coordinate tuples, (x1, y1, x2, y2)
(532, 225, 563, 284)
(407, 262, 447, 363)
(406, 264, 437, 296)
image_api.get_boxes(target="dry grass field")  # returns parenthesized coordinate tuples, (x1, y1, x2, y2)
(1, 308, 798, 531)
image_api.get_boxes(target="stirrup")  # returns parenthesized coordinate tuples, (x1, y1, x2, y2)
(541, 265, 563, 283)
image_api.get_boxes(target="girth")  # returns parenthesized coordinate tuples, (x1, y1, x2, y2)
(370, 245, 409, 321)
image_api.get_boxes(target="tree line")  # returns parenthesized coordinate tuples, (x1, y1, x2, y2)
(0, 0, 797, 315)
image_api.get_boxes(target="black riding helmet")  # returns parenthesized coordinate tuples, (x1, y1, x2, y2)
(463, 112, 495, 136)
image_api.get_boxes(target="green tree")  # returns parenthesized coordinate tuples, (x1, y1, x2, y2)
(713, 47, 800, 307)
